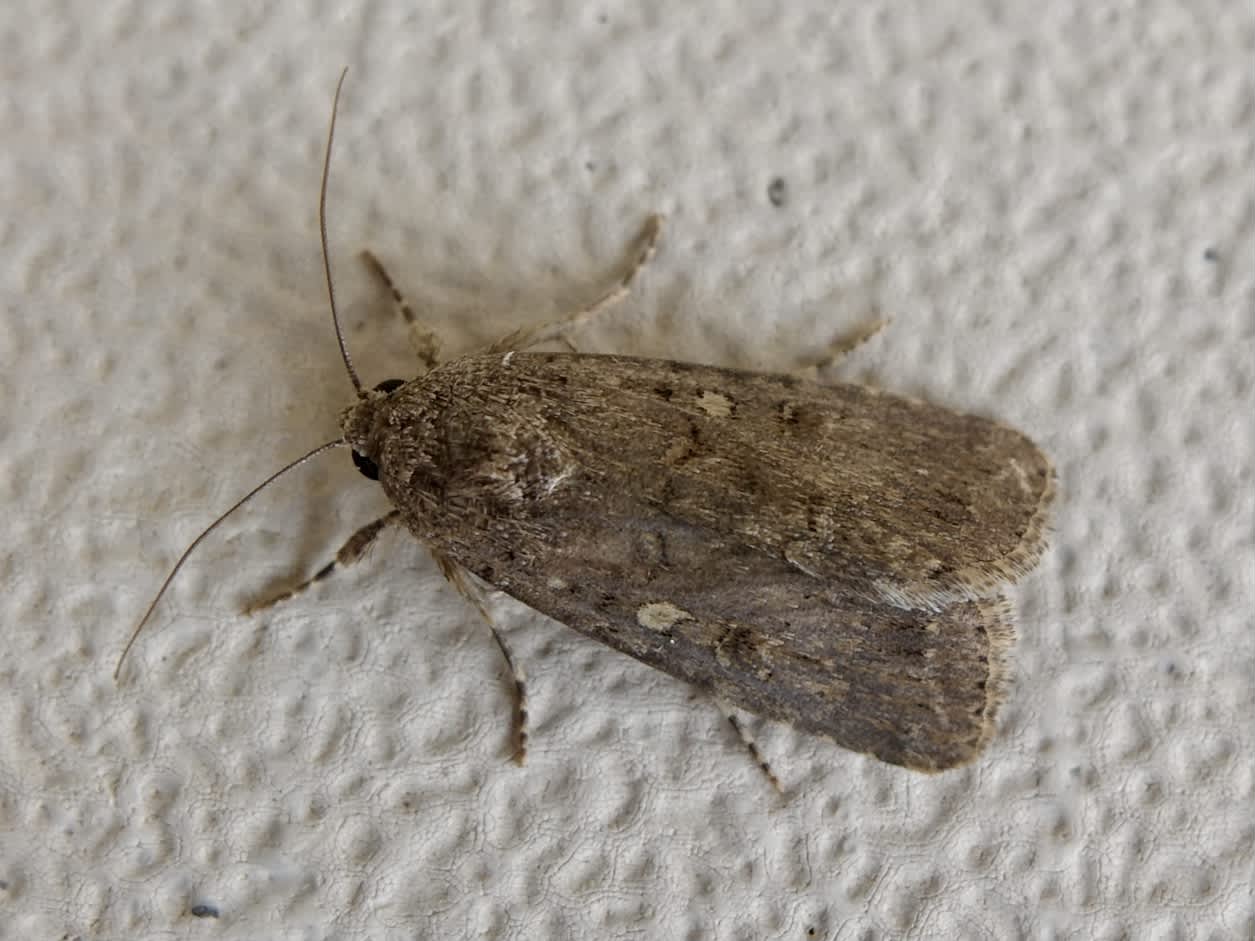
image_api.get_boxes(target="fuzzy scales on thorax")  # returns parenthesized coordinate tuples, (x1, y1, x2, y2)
(340, 355, 585, 552)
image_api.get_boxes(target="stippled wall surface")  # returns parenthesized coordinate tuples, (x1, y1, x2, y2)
(2, 2, 1251, 938)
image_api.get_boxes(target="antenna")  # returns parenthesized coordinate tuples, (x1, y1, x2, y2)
(322, 66, 363, 395)
(115, 71, 367, 680)
(114, 439, 346, 680)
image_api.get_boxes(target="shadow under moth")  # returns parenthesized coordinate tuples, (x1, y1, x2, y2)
(118, 72, 1055, 781)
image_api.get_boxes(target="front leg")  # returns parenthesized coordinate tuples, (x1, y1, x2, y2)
(358, 215, 663, 366)
(488, 214, 663, 353)
(433, 554, 529, 766)
(791, 317, 889, 379)
(243, 511, 401, 615)
(359, 249, 440, 372)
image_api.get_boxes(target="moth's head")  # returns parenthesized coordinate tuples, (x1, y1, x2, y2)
(340, 378, 405, 481)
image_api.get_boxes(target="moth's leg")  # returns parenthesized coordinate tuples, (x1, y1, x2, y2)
(488, 214, 664, 354)
(359, 250, 441, 372)
(432, 553, 529, 765)
(722, 708, 784, 795)
(243, 511, 401, 615)
(792, 318, 889, 378)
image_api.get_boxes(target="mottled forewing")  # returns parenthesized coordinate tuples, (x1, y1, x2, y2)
(460, 506, 1013, 770)
(402, 352, 1054, 610)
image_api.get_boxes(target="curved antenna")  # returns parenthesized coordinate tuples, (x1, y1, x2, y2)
(114, 438, 346, 681)
(321, 66, 363, 395)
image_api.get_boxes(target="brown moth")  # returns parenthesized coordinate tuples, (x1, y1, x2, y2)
(118, 71, 1054, 777)
(345, 353, 1054, 771)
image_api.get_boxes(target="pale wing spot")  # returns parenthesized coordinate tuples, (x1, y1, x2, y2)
(636, 602, 694, 632)
(1008, 457, 1034, 495)
(696, 390, 735, 418)
(541, 464, 576, 496)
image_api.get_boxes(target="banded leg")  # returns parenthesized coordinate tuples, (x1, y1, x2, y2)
(359, 249, 441, 371)
(243, 511, 401, 615)
(434, 553, 529, 765)
(722, 708, 784, 795)
(791, 317, 889, 378)
(358, 215, 662, 367)
(488, 214, 664, 353)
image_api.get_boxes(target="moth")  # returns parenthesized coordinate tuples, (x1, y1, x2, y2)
(119, 71, 1054, 777)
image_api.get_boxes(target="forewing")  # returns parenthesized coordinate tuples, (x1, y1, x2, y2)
(427, 353, 1054, 609)
(455, 506, 1015, 772)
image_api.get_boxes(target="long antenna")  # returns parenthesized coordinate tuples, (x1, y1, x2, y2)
(116, 72, 363, 681)
(114, 439, 347, 681)
(322, 66, 363, 395)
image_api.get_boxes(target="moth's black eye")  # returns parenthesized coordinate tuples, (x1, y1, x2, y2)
(352, 450, 380, 481)
(374, 378, 405, 394)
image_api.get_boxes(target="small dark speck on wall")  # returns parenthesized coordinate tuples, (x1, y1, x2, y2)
(767, 177, 787, 207)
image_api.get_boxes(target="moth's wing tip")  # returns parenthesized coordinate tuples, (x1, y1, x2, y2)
(941, 595, 1017, 769)
(960, 451, 1058, 595)
(880, 594, 1018, 774)
(887, 445, 1058, 609)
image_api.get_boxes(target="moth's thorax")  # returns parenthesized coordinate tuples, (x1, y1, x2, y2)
(340, 361, 583, 529)
(339, 387, 396, 462)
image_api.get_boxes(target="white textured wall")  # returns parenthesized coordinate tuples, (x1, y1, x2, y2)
(2, 1, 1251, 938)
